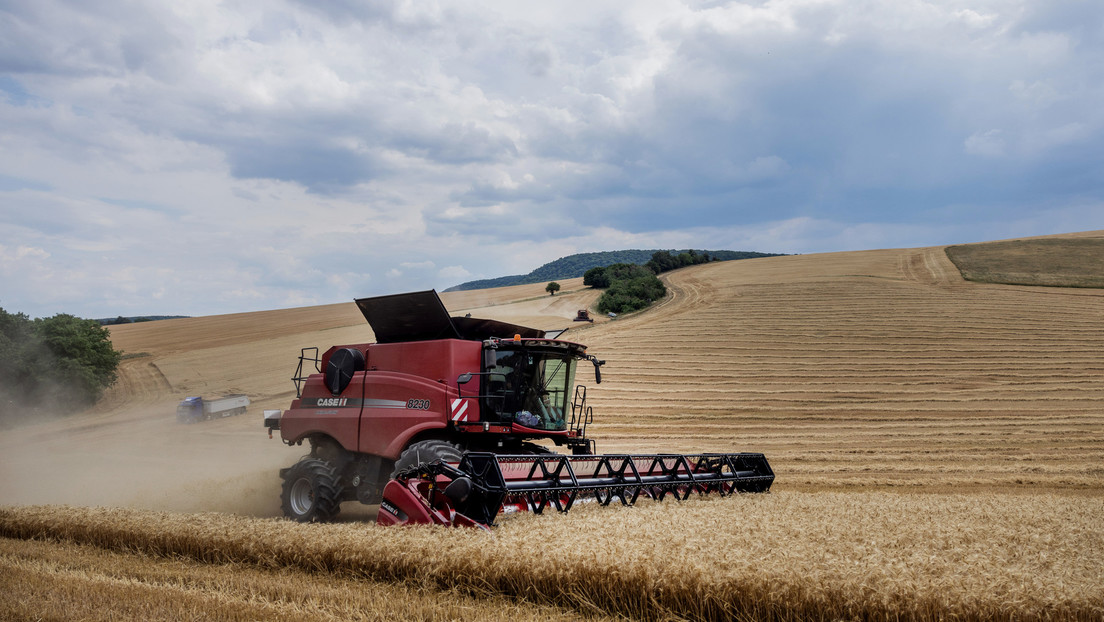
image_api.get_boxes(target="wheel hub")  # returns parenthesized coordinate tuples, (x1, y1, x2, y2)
(288, 477, 315, 515)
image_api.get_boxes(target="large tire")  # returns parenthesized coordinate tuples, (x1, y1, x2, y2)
(390, 440, 463, 478)
(281, 458, 342, 523)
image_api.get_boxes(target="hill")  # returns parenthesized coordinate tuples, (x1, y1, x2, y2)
(444, 248, 782, 291)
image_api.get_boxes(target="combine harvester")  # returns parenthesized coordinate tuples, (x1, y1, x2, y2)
(264, 290, 772, 529)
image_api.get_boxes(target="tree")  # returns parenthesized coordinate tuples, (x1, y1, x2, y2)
(545, 281, 561, 296)
(0, 308, 121, 423)
(605, 263, 652, 281)
(583, 266, 610, 288)
(596, 274, 667, 314)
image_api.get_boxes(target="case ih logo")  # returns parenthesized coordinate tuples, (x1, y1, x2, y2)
(305, 397, 363, 408)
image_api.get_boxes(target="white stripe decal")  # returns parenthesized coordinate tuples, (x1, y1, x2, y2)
(451, 399, 469, 422)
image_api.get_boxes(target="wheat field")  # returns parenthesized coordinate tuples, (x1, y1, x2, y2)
(2, 492, 1101, 621)
(1, 235, 1102, 620)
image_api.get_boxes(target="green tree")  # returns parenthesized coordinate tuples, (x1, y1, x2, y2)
(596, 274, 667, 314)
(605, 263, 653, 281)
(545, 281, 561, 296)
(583, 266, 610, 288)
(0, 308, 122, 423)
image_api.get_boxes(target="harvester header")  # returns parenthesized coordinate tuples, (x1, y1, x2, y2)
(264, 289, 773, 527)
(381, 452, 774, 529)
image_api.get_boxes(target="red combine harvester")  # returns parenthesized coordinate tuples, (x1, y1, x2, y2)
(264, 290, 773, 529)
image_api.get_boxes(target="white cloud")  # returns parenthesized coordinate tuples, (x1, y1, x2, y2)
(438, 265, 471, 280)
(0, 244, 50, 265)
(1, 0, 1102, 318)
(965, 130, 1007, 157)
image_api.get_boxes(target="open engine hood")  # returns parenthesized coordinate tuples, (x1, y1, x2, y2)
(354, 290, 546, 344)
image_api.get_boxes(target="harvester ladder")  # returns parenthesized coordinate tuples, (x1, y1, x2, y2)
(292, 347, 321, 398)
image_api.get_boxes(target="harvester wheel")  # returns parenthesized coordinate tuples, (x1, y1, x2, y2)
(280, 458, 342, 523)
(391, 440, 463, 478)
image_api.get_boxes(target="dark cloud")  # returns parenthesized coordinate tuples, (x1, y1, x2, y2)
(224, 140, 377, 191)
(0, 0, 184, 77)
(288, 0, 447, 30)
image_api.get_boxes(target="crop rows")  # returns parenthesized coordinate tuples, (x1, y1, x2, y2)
(581, 249, 1104, 490)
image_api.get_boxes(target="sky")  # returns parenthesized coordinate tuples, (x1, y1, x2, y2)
(1, 0, 1102, 319)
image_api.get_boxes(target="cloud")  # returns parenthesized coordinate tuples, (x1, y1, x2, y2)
(965, 130, 1007, 157)
(1, 0, 1102, 318)
(438, 265, 471, 281)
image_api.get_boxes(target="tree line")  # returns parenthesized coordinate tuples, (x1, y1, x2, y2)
(0, 308, 121, 424)
(447, 248, 782, 292)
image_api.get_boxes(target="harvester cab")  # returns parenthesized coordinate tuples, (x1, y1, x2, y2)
(457, 334, 604, 444)
(265, 289, 772, 528)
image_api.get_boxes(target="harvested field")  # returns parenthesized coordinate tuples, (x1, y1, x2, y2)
(580, 245, 1104, 491)
(1, 235, 1102, 620)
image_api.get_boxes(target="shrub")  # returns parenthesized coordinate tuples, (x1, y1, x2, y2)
(596, 275, 667, 314)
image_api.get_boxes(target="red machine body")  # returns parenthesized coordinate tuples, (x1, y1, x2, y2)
(279, 336, 594, 460)
(281, 339, 476, 460)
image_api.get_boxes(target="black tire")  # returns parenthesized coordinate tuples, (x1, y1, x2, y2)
(390, 440, 463, 478)
(280, 458, 342, 523)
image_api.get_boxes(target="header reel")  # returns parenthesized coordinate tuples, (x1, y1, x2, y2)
(379, 451, 774, 529)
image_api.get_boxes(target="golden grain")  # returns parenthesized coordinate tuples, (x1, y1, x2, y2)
(3, 490, 1102, 621)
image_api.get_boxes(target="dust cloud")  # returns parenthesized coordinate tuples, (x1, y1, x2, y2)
(0, 400, 304, 518)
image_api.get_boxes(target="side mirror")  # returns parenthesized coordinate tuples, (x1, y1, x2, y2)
(587, 355, 605, 384)
(457, 373, 473, 385)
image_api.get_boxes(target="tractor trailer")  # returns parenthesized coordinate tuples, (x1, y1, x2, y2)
(177, 394, 250, 424)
